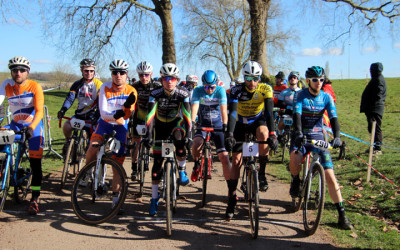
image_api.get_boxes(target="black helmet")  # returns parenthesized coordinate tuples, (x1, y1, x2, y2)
(305, 66, 325, 78)
(275, 71, 285, 79)
(80, 59, 96, 69)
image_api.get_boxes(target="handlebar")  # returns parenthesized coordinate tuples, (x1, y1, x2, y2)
(59, 116, 92, 128)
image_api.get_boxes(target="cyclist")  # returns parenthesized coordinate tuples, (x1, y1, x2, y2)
(85, 59, 137, 207)
(276, 71, 301, 142)
(225, 60, 278, 219)
(57, 59, 103, 151)
(289, 66, 352, 230)
(185, 74, 199, 104)
(143, 63, 191, 216)
(127, 61, 161, 181)
(190, 70, 230, 186)
(273, 71, 288, 105)
(0, 56, 44, 215)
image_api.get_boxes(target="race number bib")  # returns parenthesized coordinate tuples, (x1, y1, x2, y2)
(162, 143, 174, 158)
(311, 140, 331, 151)
(242, 142, 259, 157)
(0, 130, 16, 145)
(70, 118, 85, 130)
(283, 117, 293, 126)
(109, 139, 121, 153)
(136, 124, 147, 136)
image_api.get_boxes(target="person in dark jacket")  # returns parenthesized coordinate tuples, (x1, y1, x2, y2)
(360, 62, 387, 154)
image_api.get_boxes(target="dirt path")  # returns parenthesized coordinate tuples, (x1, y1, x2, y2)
(0, 160, 338, 249)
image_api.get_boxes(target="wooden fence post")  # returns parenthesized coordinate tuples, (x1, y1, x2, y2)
(367, 120, 377, 182)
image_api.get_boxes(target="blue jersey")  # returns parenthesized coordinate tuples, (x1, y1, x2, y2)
(294, 89, 337, 138)
(278, 86, 301, 111)
(191, 86, 227, 128)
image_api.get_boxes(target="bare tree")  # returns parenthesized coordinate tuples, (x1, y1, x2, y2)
(41, 0, 176, 64)
(50, 63, 79, 89)
(180, 0, 251, 81)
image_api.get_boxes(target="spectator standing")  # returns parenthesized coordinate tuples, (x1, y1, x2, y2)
(360, 62, 387, 154)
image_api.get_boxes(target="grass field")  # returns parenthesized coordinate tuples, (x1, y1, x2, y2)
(3, 77, 399, 248)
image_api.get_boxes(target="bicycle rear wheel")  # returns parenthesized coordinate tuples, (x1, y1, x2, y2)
(247, 166, 259, 239)
(165, 161, 173, 236)
(13, 151, 32, 204)
(201, 155, 209, 207)
(61, 139, 75, 189)
(75, 131, 87, 174)
(71, 158, 128, 224)
(303, 162, 325, 235)
(0, 156, 11, 212)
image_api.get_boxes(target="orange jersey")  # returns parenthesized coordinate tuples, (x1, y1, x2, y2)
(273, 84, 288, 104)
(98, 82, 137, 125)
(0, 79, 44, 130)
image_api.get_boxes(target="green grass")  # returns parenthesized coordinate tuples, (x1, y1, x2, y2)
(270, 77, 400, 248)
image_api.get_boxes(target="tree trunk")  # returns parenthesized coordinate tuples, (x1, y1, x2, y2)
(153, 0, 176, 64)
(247, 0, 271, 82)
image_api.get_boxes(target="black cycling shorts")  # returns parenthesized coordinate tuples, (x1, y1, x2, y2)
(232, 116, 267, 153)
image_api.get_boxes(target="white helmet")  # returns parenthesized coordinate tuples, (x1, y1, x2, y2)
(186, 74, 199, 83)
(160, 63, 179, 77)
(136, 61, 153, 74)
(8, 56, 31, 70)
(109, 59, 129, 71)
(242, 61, 262, 76)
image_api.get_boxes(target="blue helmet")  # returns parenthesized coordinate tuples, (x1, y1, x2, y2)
(305, 66, 325, 78)
(202, 70, 218, 85)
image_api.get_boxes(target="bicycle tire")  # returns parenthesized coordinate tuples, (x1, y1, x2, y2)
(292, 154, 310, 212)
(0, 157, 11, 212)
(137, 143, 147, 196)
(303, 162, 325, 235)
(165, 161, 172, 236)
(61, 139, 75, 189)
(13, 149, 32, 204)
(71, 157, 128, 225)
(248, 166, 259, 239)
(75, 131, 87, 174)
(281, 131, 289, 163)
(201, 155, 209, 207)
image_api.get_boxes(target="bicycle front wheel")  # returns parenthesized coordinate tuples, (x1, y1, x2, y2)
(303, 162, 325, 235)
(0, 157, 11, 212)
(201, 155, 209, 207)
(165, 161, 173, 236)
(247, 166, 259, 239)
(13, 151, 32, 204)
(75, 131, 87, 174)
(61, 139, 75, 189)
(137, 143, 147, 196)
(71, 158, 128, 224)
(281, 131, 288, 163)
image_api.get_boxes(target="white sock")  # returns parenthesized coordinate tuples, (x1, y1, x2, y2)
(178, 160, 186, 170)
(152, 184, 159, 199)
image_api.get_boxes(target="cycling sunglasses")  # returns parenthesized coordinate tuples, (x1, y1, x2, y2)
(11, 68, 27, 73)
(162, 76, 178, 82)
(112, 71, 127, 75)
(139, 73, 151, 77)
(244, 76, 260, 82)
(310, 78, 324, 83)
(204, 85, 216, 90)
(83, 69, 95, 73)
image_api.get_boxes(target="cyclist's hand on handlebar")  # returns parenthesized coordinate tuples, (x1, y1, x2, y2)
(224, 132, 236, 151)
(142, 138, 153, 149)
(113, 109, 126, 119)
(294, 131, 304, 148)
(57, 107, 67, 119)
(331, 137, 342, 149)
(25, 126, 34, 139)
(267, 134, 278, 151)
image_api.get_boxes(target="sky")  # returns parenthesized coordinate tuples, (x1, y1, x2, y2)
(0, 1, 399, 82)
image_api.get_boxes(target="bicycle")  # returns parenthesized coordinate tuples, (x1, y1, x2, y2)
(193, 127, 223, 207)
(280, 114, 293, 163)
(238, 134, 266, 239)
(291, 137, 329, 236)
(59, 116, 91, 189)
(71, 131, 128, 224)
(135, 124, 149, 197)
(0, 125, 32, 212)
(155, 138, 178, 236)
